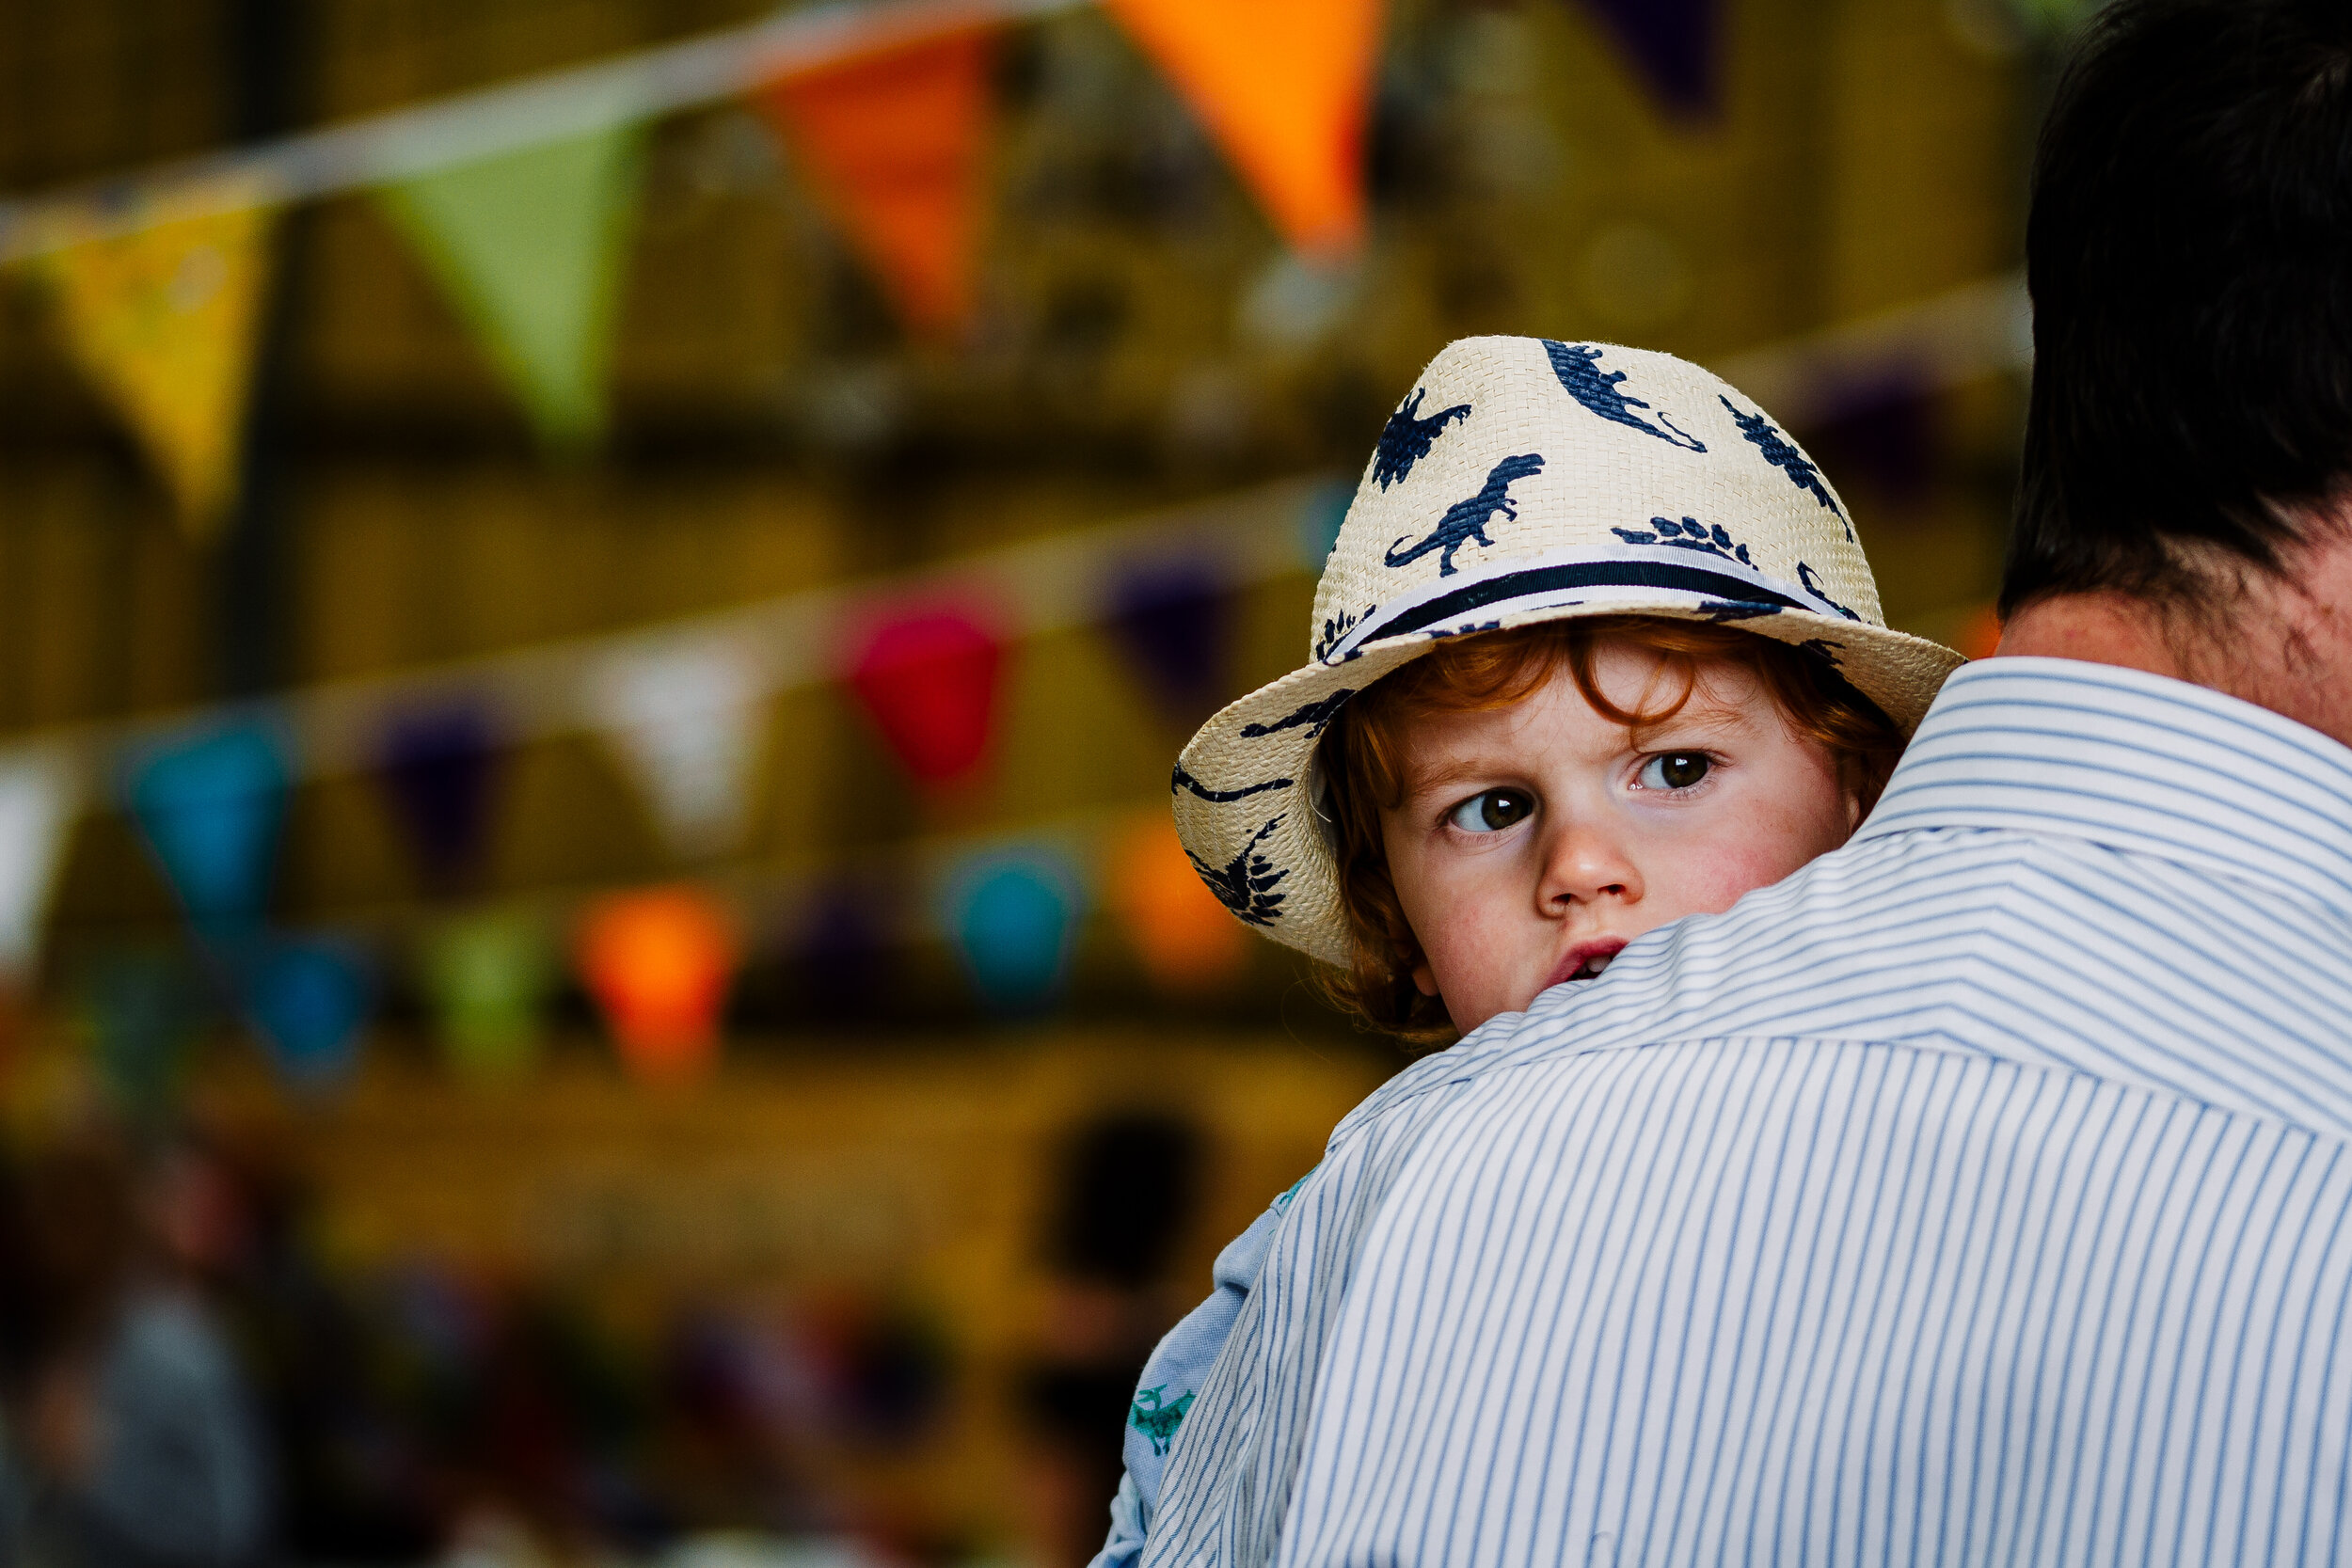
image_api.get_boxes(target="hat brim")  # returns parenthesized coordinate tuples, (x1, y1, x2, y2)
(1170, 600, 1965, 967)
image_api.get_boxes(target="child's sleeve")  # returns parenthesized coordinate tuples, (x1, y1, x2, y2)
(1088, 1171, 1314, 1568)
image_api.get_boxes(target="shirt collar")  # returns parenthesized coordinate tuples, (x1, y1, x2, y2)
(1858, 656, 2352, 917)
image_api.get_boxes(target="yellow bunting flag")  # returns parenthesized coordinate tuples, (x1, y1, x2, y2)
(30, 185, 278, 539)
(758, 29, 994, 339)
(1103, 0, 1379, 255)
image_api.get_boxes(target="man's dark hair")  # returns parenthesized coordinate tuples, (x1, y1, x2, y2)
(2004, 0, 2352, 617)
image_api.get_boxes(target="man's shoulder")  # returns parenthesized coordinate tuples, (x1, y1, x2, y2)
(1336, 824, 2043, 1143)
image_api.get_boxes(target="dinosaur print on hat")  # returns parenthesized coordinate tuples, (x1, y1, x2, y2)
(1611, 514, 1756, 566)
(1170, 763, 1292, 803)
(1373, 389, 1472, 490)
(1241, 689, 1356, 739)
(1544, 341, 1707, 451)
(1187, 816, 1289, 926)
(1721, 395, 1851, 541)
(1386, 453, 1545, 577)
(1798, 562, 1861, 620)
(1314, 605, 1375, 662)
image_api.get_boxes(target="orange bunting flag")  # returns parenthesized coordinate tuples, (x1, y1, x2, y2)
(30, 183, 278, 538)
(575, 886, 739, 1086)
(1110, 814, 1248, 991)
(1103, 0, 1379, 255)
(758, 29, 994, 338)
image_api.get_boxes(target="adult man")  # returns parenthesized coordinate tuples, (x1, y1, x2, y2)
(1136, 0, 2352, 1560)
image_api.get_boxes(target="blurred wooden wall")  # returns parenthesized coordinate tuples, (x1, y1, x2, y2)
(0, 0, 2029, 941)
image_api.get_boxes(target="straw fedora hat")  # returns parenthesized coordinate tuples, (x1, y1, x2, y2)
(1171, 335, 1965, 967)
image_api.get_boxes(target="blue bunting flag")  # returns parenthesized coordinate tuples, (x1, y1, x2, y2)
(123, 721, 289, 932)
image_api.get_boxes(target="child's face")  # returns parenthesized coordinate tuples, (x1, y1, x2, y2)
(1377, 638, 1862, 1034)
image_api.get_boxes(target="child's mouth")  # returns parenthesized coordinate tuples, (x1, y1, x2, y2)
(1548, 939, 1628, 989)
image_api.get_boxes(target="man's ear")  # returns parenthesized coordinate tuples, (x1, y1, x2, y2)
(1410, 960, 1439, 998)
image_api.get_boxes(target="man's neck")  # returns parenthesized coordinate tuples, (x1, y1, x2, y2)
(1994, 592, 2187, 678)
(1994, 533, 2352, 749)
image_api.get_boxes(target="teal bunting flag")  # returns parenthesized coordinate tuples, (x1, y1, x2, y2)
(123, 721, 289, 932)
(1297, 479, 1351, 571)
(378, 125, 647, 448)
(946, 850, 1080, 1013)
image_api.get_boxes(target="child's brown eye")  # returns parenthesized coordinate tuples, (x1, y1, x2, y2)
(1638, 752, 1712, 790)
(1447, 789, 1534, 833)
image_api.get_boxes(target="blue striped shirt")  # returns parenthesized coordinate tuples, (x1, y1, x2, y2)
(1121, 657, 2352, 1566)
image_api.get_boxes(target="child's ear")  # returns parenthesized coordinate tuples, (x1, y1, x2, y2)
(1392, 927, 1440, 997)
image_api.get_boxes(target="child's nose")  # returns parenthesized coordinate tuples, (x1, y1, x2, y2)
(1539, 823, 1642, 909)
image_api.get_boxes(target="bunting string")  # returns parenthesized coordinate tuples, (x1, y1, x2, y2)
(2, 476, 1322, 793)
(0, 0, 1081, 265)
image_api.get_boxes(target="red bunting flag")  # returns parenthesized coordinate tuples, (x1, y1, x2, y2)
(576, 886, 738, 1086)
(757, 29, 994, 338)
(1103, 0, 1379, 255)
(845, 604, 1006, 788)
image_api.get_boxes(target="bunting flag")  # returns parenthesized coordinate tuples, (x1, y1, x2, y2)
(245, 935, 373, 1091)
(1807, 365, 1938, 504)
(422, 911, 551, 1085)
(2005, 0, 2104, 34)
(0, 749, 79, 990)
(846, 604, 1006, 788)
(945, 849, 1077, 1013)
(378, 126, 647, 447)
(373, 701, 502, 894)
(123, 722, 289, 933)
(82, 947, 205, 1121)
(1297, 480, 1352, 571)
(1956, 605, 2002, 662)
(1108, 814, 1245, 990)
(1570, 0, 1724, 120)
(758, 29, 993, 338)
(576, 885, 738, 1085)
(1104, 556, 1232, 723)
(590, 639, 766, 860)
(1102, 0, 1379, 254)
(28, 183, 278, 537)
(791, 879, 893, 1019)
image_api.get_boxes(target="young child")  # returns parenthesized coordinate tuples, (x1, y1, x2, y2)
(1096, 337, 1963, 1563)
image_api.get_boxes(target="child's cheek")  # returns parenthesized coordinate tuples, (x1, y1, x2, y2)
(1661, 831, 1816, 918)
(1414, 872, 1526, 1011)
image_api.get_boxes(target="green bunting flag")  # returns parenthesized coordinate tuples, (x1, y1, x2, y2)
(423, 911, 552, 1085)
(377, 126, 647, 447)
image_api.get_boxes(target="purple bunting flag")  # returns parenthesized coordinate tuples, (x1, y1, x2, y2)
(791, 880, 894, 1022)
(373, 701, 501, 895)
(1806, 362, 1939, 506)
(1104, 556, 1232, 724)
(1574, 0, 1723, 120)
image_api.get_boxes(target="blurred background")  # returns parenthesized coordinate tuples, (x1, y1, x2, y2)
(0, 0, 2082, 1561)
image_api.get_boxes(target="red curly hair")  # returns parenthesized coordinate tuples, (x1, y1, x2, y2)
(1314, 616, 1907, 1047)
